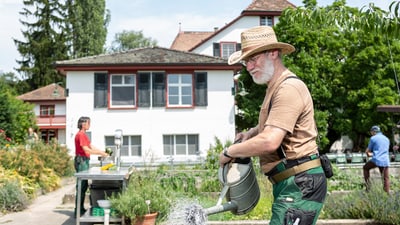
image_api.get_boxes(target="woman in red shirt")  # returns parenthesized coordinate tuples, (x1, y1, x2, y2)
(74, 116, 108, 217)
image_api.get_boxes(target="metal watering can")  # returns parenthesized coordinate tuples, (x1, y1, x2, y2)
(204, 157, 260, 215)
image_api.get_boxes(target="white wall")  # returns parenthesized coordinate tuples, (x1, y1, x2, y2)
(66, 70, 236, 164)
(33, 101, 66, 115)
(193, 16, 281, 56)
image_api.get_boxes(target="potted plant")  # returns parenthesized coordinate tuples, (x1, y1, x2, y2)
(109, 169, 174, 225)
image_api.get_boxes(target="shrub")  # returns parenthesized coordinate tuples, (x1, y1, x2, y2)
(0, 143, 74, 193)
(0, 180, 29, 212)
(0, 165, 38, 198)
(0, 142, 74, 212)
(322, 180, 400, 224)
(28, 141, 74, 177)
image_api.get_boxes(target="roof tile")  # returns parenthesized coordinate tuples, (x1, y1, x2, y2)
(245, 0, 296, 12)
(55, 46, 227, 66)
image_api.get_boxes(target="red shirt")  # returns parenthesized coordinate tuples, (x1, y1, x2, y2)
(75, 131, 91, 157)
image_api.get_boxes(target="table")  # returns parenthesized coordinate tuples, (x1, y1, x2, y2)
(75, 167, 131, 225)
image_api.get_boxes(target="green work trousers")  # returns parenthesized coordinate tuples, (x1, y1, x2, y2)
(74, 156, 90, 216)
(270, 166, 327, 225)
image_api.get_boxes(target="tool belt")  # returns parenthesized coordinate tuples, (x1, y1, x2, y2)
(265, 154, 321, 184)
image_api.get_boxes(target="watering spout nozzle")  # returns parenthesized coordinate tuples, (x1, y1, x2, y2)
(204, 202, 238, 215)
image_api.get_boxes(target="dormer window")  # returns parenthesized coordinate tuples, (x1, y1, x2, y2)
(213, 42, 241, 58)
(260, 16, 274, 26)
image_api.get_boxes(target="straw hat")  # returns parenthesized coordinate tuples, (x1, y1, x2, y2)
(228, 26, 295, 65)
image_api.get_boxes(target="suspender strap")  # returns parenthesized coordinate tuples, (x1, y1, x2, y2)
(269, 158, 321, 184)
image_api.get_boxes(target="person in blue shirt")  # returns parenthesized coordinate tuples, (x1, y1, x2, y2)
(363, 125, 390, 193)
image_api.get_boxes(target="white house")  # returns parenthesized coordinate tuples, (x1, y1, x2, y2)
(170, 0, 295, 58)
(55, 47, 241, 165)
(17, 83, 67, 145)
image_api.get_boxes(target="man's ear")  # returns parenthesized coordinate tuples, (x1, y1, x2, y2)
(268, 49, 280, 58)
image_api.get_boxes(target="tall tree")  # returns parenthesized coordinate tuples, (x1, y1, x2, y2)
(14, 0, 68, 90)
(109, 30, 158, 52)
(66, 0, 110, 58)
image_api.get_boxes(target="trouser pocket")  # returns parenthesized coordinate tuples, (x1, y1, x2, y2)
(284, 208, 316, 225)
(74, 157, 81, 171)
(74, 156, 89, 171)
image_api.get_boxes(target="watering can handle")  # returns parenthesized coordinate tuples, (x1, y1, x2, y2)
(232, 138, 252, 164)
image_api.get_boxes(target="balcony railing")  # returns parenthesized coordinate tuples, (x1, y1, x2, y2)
(37, 115, 66, 129)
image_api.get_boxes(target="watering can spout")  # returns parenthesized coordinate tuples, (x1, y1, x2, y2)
(204, 202, 238, 216)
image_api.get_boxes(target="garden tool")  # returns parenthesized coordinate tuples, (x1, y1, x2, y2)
(204, 156, 260, 215)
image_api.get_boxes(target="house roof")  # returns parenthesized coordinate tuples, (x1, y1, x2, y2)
(17, 83, 66, 101)
(171, 0, 296, 52)
(170, 31, 216, 51)
(244, 0, 296, 12)
(55, 46, 238, 72)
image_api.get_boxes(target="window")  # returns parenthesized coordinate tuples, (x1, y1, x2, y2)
(260, 16, 273, 26)
(40, 105, 55, 117)
(163, 134, 199, 156)
(213, 43, 221, 57)
(94, 73, 108, 108)
(40, 129, 57, 143)
(138, 72, 150, 107)
(110, 74, 136, 108)
(167, 74, 192, 107)
(96, 71, 206, 108)
(221, 42, 236, 58)
(105, 135, 141, 157)
(213, 42, 241, 58)
(153, 72, 166, 107)
(195, 72, 207, 106)
(138, 72, 166, 107)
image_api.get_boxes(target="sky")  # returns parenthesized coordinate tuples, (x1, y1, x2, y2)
(0, 0, 393, 76)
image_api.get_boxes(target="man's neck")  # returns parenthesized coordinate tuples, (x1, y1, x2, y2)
(267, 65, 287, 85)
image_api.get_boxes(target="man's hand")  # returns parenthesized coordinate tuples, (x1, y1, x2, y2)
(219, 148, 233, 167)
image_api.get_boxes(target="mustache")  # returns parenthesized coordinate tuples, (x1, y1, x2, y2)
(249, 69, 260, 76)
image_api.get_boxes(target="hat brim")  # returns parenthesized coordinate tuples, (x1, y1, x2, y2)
(228, 42, 295, 65)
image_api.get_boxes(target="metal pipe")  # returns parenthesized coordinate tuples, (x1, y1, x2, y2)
(204, 202, 238, 215)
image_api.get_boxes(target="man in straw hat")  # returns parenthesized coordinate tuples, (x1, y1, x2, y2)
(220, 26, 327, 224)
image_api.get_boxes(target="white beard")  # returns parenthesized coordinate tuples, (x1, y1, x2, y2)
(250, 58, 275, 84)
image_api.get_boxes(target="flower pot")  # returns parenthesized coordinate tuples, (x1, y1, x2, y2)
(132, 212, 158, 225)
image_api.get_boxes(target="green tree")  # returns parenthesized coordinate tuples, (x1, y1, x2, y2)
(235, 1, 400, 151)
(109, 30, 158, 52)
(14, 0, 68, 90)
(0, 80, 36, 145)
(65, 0, 110, 58)
(276, 1, 400, 150)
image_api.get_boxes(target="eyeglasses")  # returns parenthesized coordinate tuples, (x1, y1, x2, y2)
(242, 52, 265, 66)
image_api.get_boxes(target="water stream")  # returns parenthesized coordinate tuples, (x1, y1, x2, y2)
(164, 199, 208, 225)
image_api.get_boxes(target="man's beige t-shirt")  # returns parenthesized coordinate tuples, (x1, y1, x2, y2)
(258, 70, 318, 173)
